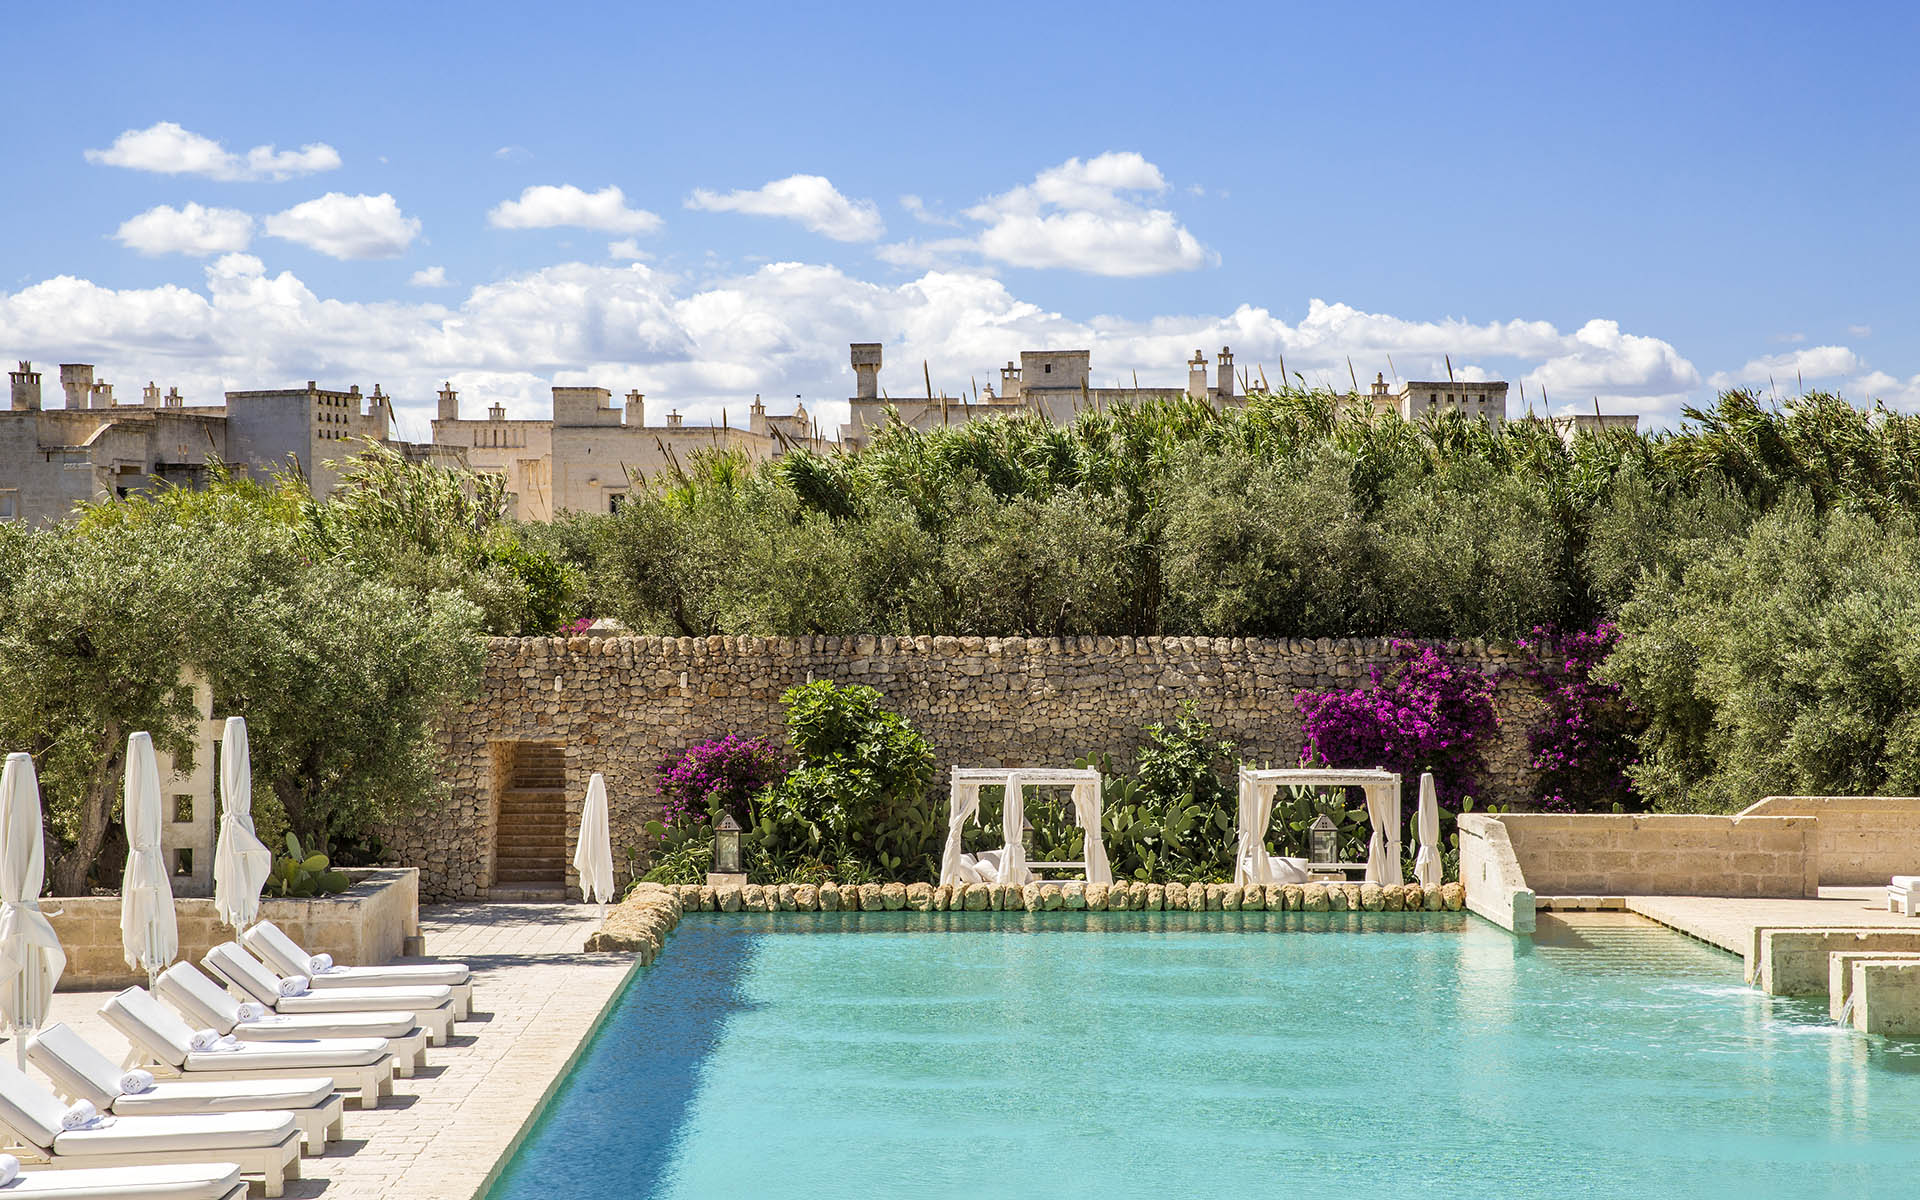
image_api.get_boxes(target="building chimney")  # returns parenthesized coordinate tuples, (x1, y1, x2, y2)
(1187, 350, 1208, 401)
(1216, 346, 1234, 398)
(999, 360, 1021, 401)
(10, 362, 42, 411)
(488, 401, 507, 422)
(850, 343, 882, 400)
(437, 381, 459, 422)
(143, 381, 161, 407)
(666, 409, 684, 428)
(625, 389, 645, 426)
(369, 385, 391, 437)
(91, 381, 114, 408)
(58, 364, 94, 409)
(164, 387, 183, 408)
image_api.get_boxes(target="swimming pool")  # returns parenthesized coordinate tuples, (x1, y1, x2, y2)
(487, 911, 1920, 1199)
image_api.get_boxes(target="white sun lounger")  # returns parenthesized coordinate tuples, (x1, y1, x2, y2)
(0, 1160, 247, 1199)
(242, 921, 473, 1019)
(26, 1025, 342, 1154)
(0, 1062, 301, 1197)
(155, 964, 427, 1078)
(202, 943, 455, 1047)
(100, 988, 394, 1111)
(1888, 876, 1920, 917)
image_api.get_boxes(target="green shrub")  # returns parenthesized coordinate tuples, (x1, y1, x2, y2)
(749, 680, 937, 880)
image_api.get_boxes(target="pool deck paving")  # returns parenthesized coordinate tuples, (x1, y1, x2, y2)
(1620, 887, 1911, 957)
(28, 901, 631, 1200)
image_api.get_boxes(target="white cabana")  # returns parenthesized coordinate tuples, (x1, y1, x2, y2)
(574, 772, 616, 909)
(212, 717, 273, 931)
(939, 767, 1111, 887)
(1413, 772, 1442, 888)
(0, 752, 64, 1070)
(1233, 767, 1401, 885)
(120, 731, 179, 982)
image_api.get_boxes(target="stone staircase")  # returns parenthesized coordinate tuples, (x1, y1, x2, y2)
(490, 744, 569, 902)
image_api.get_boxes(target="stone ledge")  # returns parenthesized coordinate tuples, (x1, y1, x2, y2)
(652, 879, 1464, 915)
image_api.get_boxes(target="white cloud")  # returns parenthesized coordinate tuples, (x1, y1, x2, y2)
(880, 152, 1213, 277)
(1849, 324, 1874, 338)
(0, 253, 1724, 436)
(488, 185, 661, 234)
(607, 239, 650, 261)
(264, 193, 420, 259)
(113, 203, 254, 256)
(409, 266, 450, 288)
(687, 175, 884, 242)
(84, 121, 340, 181)
(494, 145, 531, 161)
(1706, 345, 1861, 392)
(900, 194, 959, 227)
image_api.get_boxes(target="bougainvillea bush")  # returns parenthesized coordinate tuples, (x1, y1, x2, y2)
(658, 733, 787, 826)
(1514, 623, 1642, 812)
(1293, 639, 1498, 806)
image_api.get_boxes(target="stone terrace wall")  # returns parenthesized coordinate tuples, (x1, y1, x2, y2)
(1497, 813, 1820, 898)
(398, 635, 1544, 901)
(1738, 796, 1920, 886)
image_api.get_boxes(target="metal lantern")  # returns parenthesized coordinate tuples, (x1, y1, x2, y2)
(1308, 813, 1339, 866)
(713, 811, 744, 876)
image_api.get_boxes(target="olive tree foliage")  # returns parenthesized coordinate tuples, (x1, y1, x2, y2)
(1601, 500, 1920, 811)
(0, 514, 259, 893)
(0, 464, 492, 892)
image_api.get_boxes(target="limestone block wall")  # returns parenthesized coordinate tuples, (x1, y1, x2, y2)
(49, 868, 419, 990)
(1737, 795, 1920, 886)
(1497, 813, 1819, 898)
(1458, 813, 1536, 933)
(398, 635, 1546, 901)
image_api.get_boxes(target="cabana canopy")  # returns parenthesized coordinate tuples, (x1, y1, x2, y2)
(1234, 767, 1403, 886)
(940, 767, 1112, 887)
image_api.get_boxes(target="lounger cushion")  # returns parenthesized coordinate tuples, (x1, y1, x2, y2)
(0, 1162, 243, 1198)
(302, 964, 469, 988)
(1891, 876, 1920, 889)
(243, 922, 470, 987)
(51, 1111, 296, 1155)
(110, 1077, 333, 1117)
(272, 986, 451, 1015)
(232, 1012, 416, 1040)
(183, 1038, 389, 1071)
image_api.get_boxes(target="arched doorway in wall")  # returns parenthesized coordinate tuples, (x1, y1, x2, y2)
(490, 741, 568, 900)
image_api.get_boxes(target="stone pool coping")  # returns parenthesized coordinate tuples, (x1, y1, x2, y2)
(587, 879, 1468, 958)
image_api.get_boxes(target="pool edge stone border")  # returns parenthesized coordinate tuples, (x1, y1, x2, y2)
(583, 879, 1468, 955)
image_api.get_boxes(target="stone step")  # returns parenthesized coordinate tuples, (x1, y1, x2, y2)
(494, 866, 565, 883)
(496, 849, 565, 866)
(486, 884, 569, 902)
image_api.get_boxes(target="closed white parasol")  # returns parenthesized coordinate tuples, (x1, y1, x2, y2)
(1414, 772, 1442, 888)
(212, 717, 272, 931)
(120, 732, 179, 983)
(574, 772, 615, 909)
(0, 753, 65, 1069)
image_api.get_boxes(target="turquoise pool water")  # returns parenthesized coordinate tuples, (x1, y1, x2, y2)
(487, 912, 1920, 1199)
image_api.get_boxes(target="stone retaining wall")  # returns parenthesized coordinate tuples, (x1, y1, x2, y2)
(51, 867, 420, 990)
(402, 635, 1544, 900)
(1737, 795, 1920, 886)
(1495, 813, 1819, 898)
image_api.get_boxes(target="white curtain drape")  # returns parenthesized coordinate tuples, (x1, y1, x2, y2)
(1363, 782, 1405, 885)
(999, 774, 1026, 885)
(120, 732, 179, 977)
(0, 753, 64, 1070)
(1414, 772, 1441, 887)
(1234, 774, 1310, 886)
(939, 772, 983, 885)
(1072, 779, 1112, 885)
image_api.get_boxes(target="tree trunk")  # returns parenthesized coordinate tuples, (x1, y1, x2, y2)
(49, 724, 121, 896)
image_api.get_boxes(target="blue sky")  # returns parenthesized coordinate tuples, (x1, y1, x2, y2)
(4, 0, 1917, 437)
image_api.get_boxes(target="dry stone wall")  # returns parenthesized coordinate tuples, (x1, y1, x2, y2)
(399, 635, 1545, 901)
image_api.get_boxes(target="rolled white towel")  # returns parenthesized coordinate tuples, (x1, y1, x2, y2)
(118, 1068, 155, 1095)
(187, 1028, 223, 1051)
(278, 974, 310, 997)
(309, 952, 340, 974)
(59, 1100, 112, 1131)
(236, 1001, 270, 1023)
(0, 1152, 17, 1185)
